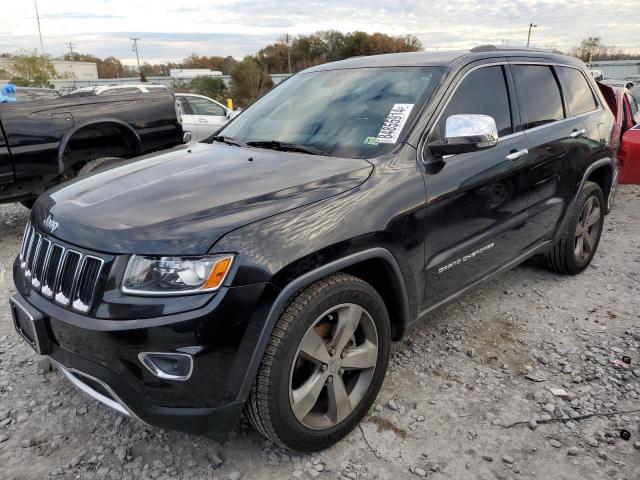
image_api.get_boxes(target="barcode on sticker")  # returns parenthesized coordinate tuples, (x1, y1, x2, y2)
(377, 104, 414, 144)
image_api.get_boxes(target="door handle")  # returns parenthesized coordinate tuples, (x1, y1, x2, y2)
(505, 149, 529, 161)
(198, 118, 208, 123)
(570, 128, 586, 138)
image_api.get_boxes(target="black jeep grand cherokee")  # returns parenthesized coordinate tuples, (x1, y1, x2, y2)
(11, 48, 617, 451)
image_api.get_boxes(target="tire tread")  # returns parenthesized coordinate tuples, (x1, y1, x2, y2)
(245, 273, 378, 449)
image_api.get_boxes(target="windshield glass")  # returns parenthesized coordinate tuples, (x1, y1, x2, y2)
(215, 66, 443, 158)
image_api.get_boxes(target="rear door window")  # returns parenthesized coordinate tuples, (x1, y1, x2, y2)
(513, 65, 565, 129)
(432, 65, 513, 140)
(556, 66, 598, 116)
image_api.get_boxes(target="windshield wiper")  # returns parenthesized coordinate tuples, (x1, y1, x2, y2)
(210, 135, 246, 147)
(246, 140, 324, 156)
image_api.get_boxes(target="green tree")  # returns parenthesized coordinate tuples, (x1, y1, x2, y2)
(8, 53, 57, 87)
(569, 37, 639, 62)
(95, 56, 138, 79)
(189, 76, 226, 101)
(61, 52, 101, 64)
(255, 30, 423, 74)
(231, 58, 273, 107)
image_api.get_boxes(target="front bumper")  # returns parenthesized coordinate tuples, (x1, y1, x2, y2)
(48, 348, 244, 436)
(10, 273, 279, 437)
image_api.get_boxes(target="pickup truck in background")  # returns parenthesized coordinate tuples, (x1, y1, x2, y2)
(0, 90, 185, 207)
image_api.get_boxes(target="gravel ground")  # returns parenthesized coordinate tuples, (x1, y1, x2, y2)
(1, 186, 639, 480)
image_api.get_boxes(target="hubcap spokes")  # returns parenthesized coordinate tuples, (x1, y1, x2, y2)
(575, 196, 601, 262)
(289, 303, 378, 430)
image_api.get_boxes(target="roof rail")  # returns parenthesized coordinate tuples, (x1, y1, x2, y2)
(470, 45, 564, 55)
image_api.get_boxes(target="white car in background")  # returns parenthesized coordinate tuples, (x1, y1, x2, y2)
(175, 93, 234, 142)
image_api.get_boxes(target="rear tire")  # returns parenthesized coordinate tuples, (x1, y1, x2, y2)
(544, 181, 604, 275)
(77, 156, 125, 176)
(245, 273, 390, 451)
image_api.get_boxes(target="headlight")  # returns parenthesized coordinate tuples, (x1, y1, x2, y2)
(122, 254, 234, 295)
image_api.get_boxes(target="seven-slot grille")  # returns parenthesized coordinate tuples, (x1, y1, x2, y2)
(19, 223, 104, 313)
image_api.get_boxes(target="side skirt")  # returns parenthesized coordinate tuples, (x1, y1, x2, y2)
(408, 240, 551, 330)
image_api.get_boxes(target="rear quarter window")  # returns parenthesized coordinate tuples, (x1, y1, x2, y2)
(513, 64, 565, 130)
(556, 66, 598, 116)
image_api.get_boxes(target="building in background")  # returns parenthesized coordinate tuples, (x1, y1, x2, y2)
(51, 73, 291, 91)
(50, 60, 98, 80)
(169, 69, 222, 78)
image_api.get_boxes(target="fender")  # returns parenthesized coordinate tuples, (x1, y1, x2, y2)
(554, 157, 614, 242)
(236, 247, 409, 402)
(57, 118, 143, 174)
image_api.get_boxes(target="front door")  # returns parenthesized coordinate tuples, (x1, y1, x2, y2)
(421, 63, 532, 308)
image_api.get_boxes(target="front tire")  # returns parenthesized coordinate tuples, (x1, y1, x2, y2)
(544, 181, 604, 275)
(246, 273, 390, 451)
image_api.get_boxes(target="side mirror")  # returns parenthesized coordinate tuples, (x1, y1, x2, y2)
(429, 114, 498, 156)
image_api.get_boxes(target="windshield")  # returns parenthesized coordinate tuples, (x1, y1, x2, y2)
(215, 66, 443, 158)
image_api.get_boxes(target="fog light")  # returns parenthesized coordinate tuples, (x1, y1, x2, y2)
(138, 352, 193, 381)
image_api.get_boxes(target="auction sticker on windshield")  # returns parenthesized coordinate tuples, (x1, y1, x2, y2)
(377, 104, 414, 144)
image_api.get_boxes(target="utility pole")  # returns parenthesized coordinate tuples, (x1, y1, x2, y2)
(34, 0, 44, 54)
(285, 33, 292, 74)
(130, 37, 142, 80)
(67, 41, 75, 59)
(527, 23, 537, 47)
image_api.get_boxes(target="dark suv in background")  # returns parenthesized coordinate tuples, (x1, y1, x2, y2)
(10, 47, 616, 452)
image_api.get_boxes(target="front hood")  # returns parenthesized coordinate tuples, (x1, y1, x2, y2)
(34, 143, 372, 254)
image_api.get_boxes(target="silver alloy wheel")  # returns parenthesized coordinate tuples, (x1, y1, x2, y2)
(289, 303, 378, 430)
(574, 195, 602, 263)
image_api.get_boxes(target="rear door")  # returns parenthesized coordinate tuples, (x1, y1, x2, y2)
(422, 62, 532, 307)
(511, 62, 590, 243)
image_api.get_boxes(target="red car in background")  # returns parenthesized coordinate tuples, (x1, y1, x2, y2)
(598, 82, 640, 183)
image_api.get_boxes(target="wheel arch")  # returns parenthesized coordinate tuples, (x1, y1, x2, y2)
(57, 119, 142, 174)
(555, 157, 615, 243)
(236, 247, 410, 402)
(586, 161, 616, 213)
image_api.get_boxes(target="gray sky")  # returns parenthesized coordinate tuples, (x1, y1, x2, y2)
(0, 0, 638, 65)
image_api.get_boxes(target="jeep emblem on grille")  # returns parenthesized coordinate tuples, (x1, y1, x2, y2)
(43, 215, 59, 234)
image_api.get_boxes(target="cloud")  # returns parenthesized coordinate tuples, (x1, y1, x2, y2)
(37, 13, 127, 20)
(0, 0, 637, 62)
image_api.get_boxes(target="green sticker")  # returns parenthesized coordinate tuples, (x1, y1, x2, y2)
(363, 136, 378, 145)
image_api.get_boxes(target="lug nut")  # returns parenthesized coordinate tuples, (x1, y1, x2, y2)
(329, 348, 336, 356)
(326, 376, 333, 384)
(321, 364, 328, 372)
(340, 351, 346, 359)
